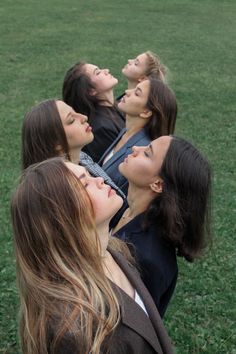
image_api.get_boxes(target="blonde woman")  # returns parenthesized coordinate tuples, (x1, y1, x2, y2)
(11, 158, 174, 354)
(121, 51, 167, 93)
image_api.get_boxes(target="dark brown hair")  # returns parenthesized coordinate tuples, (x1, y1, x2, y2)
(62, 62, 104, 116)
(145, 136, 212, 262)
(144, 78, 177, 139)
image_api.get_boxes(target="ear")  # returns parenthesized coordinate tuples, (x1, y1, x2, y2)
(140, 109, 152, 119)
(55, 144, 62, 153)
(89, 88, 97, 96)
(149, 177, 163, 194)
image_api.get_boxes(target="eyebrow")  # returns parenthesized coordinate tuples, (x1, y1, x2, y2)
(65, 110, 73, 121)
(93, 67, 99, 74)
(135, 87, 142, 94)
(149, 144, 154, 155)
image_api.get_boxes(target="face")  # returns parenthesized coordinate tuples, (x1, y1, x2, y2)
(119, 136, 172, 188)
(66, 163, 123, 225)
(118, 80, 150, 117)
(122, 53, 148, 81)
(56, 101, 94, 149)
(84, 63, 118, 93)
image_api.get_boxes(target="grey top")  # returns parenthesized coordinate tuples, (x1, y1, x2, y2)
(80, 151, 126, 199)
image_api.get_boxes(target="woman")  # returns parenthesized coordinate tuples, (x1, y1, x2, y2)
(62, 62, 125, 162)
(121, 51, 167, 91)
(22, 99, 125, 198)
(11, 158, 174, 354)
(112, 136, 212, 317)
(99, 77, 177, 197)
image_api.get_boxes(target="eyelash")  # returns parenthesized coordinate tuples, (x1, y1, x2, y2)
(144, 151, 149, 157)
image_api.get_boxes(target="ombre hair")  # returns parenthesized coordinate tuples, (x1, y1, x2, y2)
(22, 99, 70, 169)
(11, 158, 122, 353)
(144, 78, 177, 139)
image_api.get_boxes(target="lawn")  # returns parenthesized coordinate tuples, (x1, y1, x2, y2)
(0, 0, 235, 353)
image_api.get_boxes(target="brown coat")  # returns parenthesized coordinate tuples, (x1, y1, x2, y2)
(48, 250, 175, 354)
(105, 249, 175, 354)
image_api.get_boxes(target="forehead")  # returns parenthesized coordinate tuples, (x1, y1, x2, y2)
(136, 79, 150, 92)
(65, 162, 87, 177)
(151, 136, 172, 159)
(56, 100, 73, 119)
(136, 53, 148, 63)
(84, 63, 97, 76)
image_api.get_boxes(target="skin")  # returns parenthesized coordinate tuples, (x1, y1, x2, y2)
(84, 63, 118, 95)
(56, 100, 94, 153)
(112, 136, 172, 232)
(117, 79, 151, 118)
(65, 162, 134, 298)
(122, 53, 148, 88)
(119, 136, 172, 188)
(65, 163, 123, 226)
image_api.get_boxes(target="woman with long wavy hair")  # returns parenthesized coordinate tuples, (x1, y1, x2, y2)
(63, 62, 125, 162)
(22, 99, 125, 198)
(112, 135, 212, 317)
(11, 158, 174, 354)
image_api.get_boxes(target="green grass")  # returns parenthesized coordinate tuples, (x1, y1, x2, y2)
(1, 0, 236, 352)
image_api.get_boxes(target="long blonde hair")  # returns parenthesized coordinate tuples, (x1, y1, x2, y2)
(11, 158, 122, 354)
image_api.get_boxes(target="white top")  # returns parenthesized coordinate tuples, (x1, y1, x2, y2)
(134, 290, 148, 316)
(102, 149, 114, 165)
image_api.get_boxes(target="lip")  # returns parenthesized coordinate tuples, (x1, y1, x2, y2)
(85, 125, 92, 132)
(108, 187, 116, 197)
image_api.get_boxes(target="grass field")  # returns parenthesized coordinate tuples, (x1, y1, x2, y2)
(1, 0, 236, 353)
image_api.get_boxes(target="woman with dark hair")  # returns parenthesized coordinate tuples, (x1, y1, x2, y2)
(11, 158, 174, 354)
(99, 78, 177, 197)
(62, 62, 125, 162)
(22, 99, 125, 198)
(112, 136, 212, 317)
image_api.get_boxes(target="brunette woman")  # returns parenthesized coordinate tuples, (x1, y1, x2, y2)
(99, 78, 177, 197)
(112, 136, 212, 317)
(11, 158, 174, 354)
(62, 62, 125, 162)
(22, 99, 125, 198)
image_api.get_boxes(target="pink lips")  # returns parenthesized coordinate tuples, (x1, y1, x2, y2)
(86, 125, 92, 132)
(108, 187, 116, 197)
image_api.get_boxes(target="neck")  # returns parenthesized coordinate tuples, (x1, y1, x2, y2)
(127, 80, 138, 90)
(125, 114, 147, 135)
(69, 148, 81, 165)
(99, 90, 114, 106)
(126, 183, 154, 218)
(97, 222, 110, 257)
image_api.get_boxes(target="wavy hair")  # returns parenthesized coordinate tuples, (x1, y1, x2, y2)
(144, 137, 212, 262)
(11, 158, 121, 354)
(144, 78, 177, 139)
(22, 99, 70, 169)
(62, 62, 106, 116)
(145, 51, 168, 82)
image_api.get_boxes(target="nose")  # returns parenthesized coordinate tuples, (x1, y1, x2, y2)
(128, 59, 132, 64)
(131, 145, 140, 156)
(103, 68, 109, 75)
(78, 113, 88, 123)
(96, 176, 104, 187)
(125, 89, 131, 96)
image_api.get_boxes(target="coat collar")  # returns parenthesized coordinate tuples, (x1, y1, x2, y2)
(99, 128, 149, 168)
(109, 249, 174, 354)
